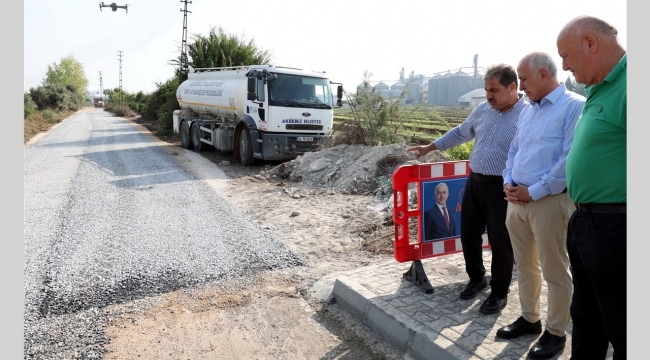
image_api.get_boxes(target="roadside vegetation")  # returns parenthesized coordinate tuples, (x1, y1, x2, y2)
(23, 29, 473, 160)
(330, 71, 474, 159)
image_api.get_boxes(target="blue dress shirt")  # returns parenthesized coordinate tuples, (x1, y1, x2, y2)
(503, 83, 585, 201)
(434, 96, 527, 176)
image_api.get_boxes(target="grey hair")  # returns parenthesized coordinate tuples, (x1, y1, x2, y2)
(520, 52, 557, 78)
(435, 182, 448, 193)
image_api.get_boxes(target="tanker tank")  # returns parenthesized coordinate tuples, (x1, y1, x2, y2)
(176, 68, 249, 120)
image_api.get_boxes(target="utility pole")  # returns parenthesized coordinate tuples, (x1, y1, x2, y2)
(179, 0, 192, 79)
(472, 54, 480, 89)
(98, 71, 105, 105)
(118, 50, 123, 105)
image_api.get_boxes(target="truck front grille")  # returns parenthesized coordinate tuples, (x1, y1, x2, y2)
(285, 124, 323, 131)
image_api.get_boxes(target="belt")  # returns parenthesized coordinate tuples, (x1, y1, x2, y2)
(471, 172, 502, 182)
(574, 203, 626, 214)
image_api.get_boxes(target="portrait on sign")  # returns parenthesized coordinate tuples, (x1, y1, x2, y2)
(421, 178, 465, 242)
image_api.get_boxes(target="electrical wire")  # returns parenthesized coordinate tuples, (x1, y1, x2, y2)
(124, 9, 181, 59)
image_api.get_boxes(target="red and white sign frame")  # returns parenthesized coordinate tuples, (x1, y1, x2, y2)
(391, 161, 490, 263)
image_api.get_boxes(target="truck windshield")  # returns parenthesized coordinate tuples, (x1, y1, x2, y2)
(268, 74, 333, 109)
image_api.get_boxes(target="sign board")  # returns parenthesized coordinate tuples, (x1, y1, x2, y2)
(391, 161, 490, 263)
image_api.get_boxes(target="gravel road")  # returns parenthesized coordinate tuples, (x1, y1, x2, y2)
(24, 109, 303, 358)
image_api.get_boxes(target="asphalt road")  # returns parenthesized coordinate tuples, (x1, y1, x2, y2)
(23, 108, 302, 359)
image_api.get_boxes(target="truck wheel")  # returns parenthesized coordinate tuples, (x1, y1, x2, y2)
(239, 128, 255, 166)
(191, 123, 206, 152)
(180, 121, 191, 149)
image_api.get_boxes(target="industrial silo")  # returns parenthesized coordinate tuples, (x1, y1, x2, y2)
(356, 82, 370, 95)
(374, 81, 390, 99)
(447, 70, 472, 106)
(437, 72, 451, 105)
(390, 81, 405, 99)
(428, 75, 440, 105)
(407, 82, 422, 103)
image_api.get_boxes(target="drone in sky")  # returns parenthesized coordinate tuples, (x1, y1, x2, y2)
(99, 2, 128, 13)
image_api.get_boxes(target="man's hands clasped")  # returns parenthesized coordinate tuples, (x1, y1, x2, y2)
(503, 183, 531, 205)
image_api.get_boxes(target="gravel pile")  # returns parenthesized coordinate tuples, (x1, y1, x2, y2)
(24, 112, 303, 359)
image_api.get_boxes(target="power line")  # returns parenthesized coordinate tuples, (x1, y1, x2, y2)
(124, 8, 181, 59)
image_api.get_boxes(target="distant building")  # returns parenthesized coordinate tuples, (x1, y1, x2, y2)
(86, 88, 100, 101)
(458, 88, 486, 108)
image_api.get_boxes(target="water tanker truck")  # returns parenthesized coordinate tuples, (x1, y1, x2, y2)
(173, 65, 343, 165)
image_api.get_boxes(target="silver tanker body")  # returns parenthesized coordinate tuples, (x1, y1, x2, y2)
(176, 68, 248, 120)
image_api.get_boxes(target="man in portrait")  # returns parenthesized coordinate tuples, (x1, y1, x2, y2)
(424, 182, 458, 240)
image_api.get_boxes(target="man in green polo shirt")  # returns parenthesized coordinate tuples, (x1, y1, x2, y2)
(557, 16, 626, 360)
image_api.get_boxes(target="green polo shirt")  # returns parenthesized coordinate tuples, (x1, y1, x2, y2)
(566, 54, 626, 204)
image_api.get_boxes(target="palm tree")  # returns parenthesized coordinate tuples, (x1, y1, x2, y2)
(171, 26, 272, 81)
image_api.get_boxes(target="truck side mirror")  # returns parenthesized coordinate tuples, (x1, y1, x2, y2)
(330, 82, 344, 108)
(336, 85, 343, 107)
(247, 77, 256, 100)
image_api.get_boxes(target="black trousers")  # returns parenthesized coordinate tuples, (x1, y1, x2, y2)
(568, 210, 626, 360)
(460, 171, 513, 297)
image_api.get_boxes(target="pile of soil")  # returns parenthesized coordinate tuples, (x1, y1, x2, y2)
(262, 143, 450, 197)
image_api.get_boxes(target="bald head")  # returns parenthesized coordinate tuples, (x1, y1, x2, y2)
(557, 15, 625, 85)
(560, 15, 619, 38)
(435, 182, 449, 206)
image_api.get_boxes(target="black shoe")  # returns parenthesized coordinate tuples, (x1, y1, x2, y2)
(496, 316, 542, 339)
(528, 330, 566, 359)
(459, 278, 487, 299)
(479, 292, 507, 314)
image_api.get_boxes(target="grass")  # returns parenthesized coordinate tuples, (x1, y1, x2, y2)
(334, 105, 472, 144)
(24, 109, 78, 143)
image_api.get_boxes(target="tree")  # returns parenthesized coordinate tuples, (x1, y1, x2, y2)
(171, 26, 272, 81)
(42, 54, 89, 99)
(28, 84, 83, 111)
(341, 71, 421, 146)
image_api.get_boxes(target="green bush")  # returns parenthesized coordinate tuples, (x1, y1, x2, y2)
(28, 84, 83, 111)
(145, 77, 181, 131)
(106, 104, 137, 117)
(24, 93, 37, 118)
(43, 109, 57, 123)
(445, 140, 474, 160)
(103, 88, 150, 117)
(24, 105, 35, 119)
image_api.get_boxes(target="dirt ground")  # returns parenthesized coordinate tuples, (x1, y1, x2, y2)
(101, 114, 408, 360)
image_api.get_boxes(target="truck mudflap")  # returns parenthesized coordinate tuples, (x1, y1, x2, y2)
(258, 133, 324, 161)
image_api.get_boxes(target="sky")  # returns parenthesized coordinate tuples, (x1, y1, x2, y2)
(24, 0, 627, 96)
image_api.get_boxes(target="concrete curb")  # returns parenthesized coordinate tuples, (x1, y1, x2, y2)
(334, 276, 469, 360)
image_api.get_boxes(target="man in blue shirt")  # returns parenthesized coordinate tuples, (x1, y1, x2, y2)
(408, 64, 526, 315)
(498, 52, 585, 360)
